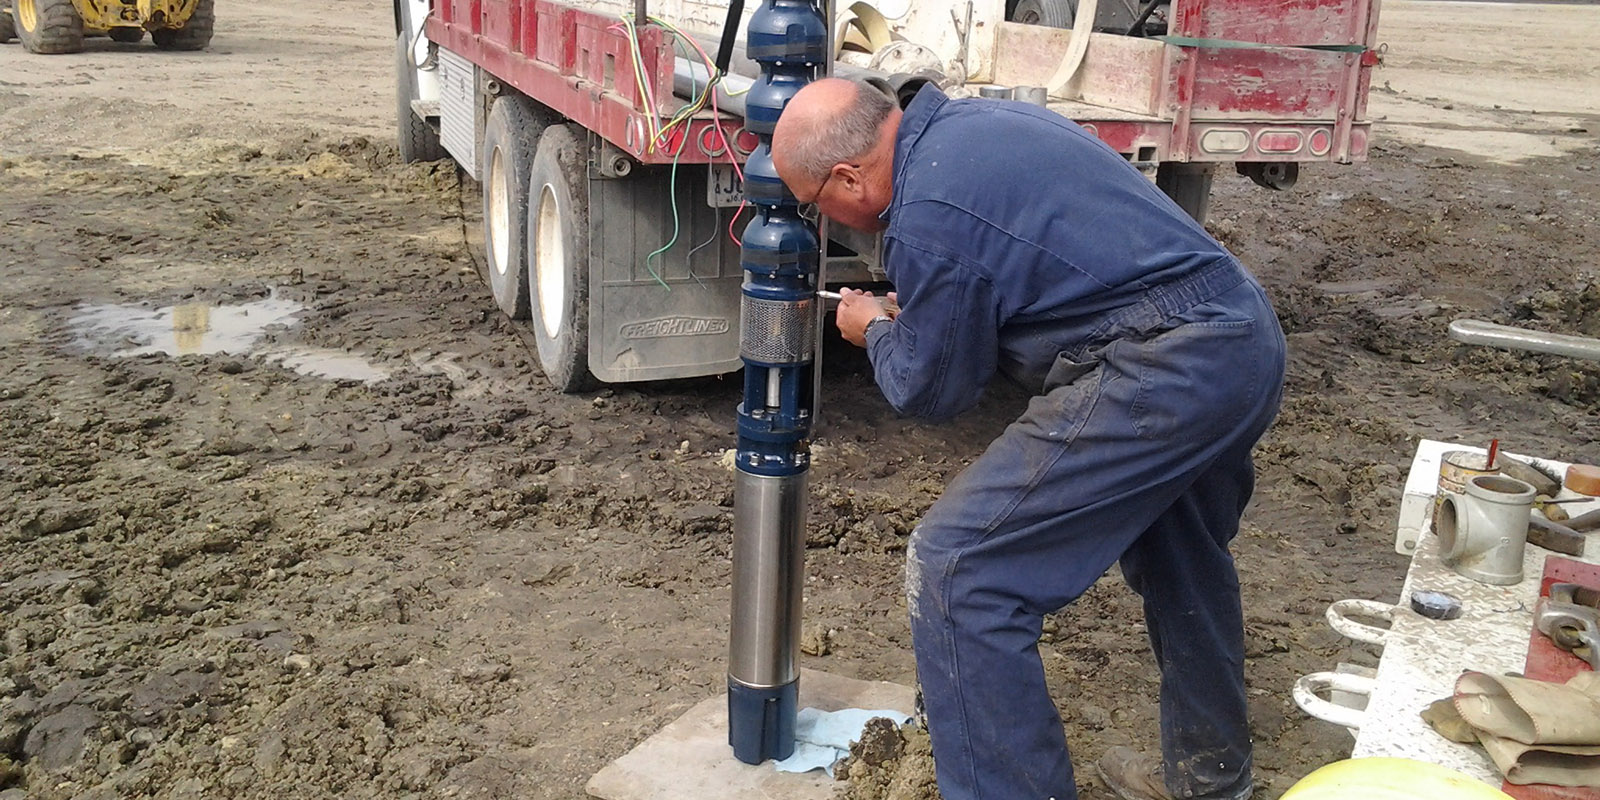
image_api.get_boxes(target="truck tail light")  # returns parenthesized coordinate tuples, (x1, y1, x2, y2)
(1308, 129, 1333, 156)
(1256, 130, 1304, 154)
(1199, 128, 1250, 154)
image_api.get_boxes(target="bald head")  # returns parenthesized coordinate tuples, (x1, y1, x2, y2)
(771, 78, 901, 232)
(772, 78, 897, 189)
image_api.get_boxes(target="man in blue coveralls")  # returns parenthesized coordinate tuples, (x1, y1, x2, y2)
(772, 78, 1286, 800)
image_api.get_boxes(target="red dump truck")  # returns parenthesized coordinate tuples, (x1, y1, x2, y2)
(392, 0, 1379, 389)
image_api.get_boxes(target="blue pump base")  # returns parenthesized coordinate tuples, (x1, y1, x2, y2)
(727, 677, 798, 764)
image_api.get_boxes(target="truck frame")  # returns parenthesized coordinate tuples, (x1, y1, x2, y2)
(393, 0, 1379, 389)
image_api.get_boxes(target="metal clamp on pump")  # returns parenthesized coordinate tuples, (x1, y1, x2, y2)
(728, 0, 828, 766)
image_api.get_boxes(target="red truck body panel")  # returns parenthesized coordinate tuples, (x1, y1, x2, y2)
(428, 0, 1376, 166)
(428, 0, 749, 165)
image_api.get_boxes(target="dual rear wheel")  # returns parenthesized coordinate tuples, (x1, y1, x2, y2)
(481, 96, 594, 392)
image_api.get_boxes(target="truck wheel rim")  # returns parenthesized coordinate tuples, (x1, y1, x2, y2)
(535, 183, 565, 339)
(488, 147, 511, 279)
(17, 0, 37, 31)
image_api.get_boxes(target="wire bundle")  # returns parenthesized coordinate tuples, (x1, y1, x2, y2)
(610, 13, 752, 285)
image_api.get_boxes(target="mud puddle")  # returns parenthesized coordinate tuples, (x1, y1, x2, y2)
(67, 294, 391, 383)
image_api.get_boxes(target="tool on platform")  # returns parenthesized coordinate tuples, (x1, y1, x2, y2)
(1535, 583, 1600, 670)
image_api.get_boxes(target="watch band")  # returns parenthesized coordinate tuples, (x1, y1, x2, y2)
(865, 314, 893, 338)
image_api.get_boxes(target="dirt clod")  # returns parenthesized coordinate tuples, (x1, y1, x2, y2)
(839, 722, 942, 800)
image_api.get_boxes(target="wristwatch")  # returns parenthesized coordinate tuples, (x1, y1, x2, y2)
(864, 314, 893, 339)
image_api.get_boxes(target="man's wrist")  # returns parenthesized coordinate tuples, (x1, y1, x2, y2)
(865, 314, 893, 340)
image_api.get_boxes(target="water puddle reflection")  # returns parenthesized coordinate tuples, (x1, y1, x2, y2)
(68, 295, 390, 383)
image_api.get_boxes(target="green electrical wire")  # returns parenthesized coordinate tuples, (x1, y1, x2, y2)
(642, 142, 684, 290)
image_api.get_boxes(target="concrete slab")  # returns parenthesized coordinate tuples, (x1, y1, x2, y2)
(586, 669, 916, 800)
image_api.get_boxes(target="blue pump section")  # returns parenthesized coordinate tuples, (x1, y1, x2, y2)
(747, 0, 827, 64)
(742, 144, 797, 206)
(739, 205, 818, 278)
(728, 679, 799, 765)
(743, 68, 813, 136)
(730, 0, 825, 765)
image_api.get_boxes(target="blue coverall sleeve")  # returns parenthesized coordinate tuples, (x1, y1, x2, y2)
(864, 237, 1001, 421)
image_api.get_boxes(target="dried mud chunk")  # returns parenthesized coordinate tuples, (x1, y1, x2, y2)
(12, 505, 96, 542)
(839, 721, 942, 800)
(800, 626, 833, 657)
(21, 705, 97, 772)
(852, 717, 904, 768)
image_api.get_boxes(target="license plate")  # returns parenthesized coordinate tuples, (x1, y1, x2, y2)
(707, 163, 743, 208)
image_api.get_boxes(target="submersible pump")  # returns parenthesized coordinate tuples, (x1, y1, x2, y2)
(727, 0, 828, 765)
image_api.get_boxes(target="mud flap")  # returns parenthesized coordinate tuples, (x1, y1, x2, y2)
(587, 162, 744, 382)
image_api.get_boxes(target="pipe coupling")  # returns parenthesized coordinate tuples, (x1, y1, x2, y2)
(1437, 474, 1535, 585)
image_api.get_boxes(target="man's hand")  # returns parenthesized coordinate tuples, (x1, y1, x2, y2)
(835, 288, 895, 348)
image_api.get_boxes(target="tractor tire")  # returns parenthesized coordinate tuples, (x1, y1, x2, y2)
(108, 26, 142, 43)
(526, 124, 597, 393)
(394, 32, 446, 163)
(0, 4, 15, 43)
(481, 94, 555, 321)
(151, 0, 213, 50)
(1007, 0, 1076, 27)
(14, 0, 84, 54)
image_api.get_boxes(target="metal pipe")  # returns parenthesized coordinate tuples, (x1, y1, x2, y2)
(813, 0, 835, 437)
(729, 470, 807, 686)
(1448, 318, 1600, 362)
(673, 47, 906, 111)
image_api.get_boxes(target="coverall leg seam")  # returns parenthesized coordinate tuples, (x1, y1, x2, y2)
(937, 549, 984, 798)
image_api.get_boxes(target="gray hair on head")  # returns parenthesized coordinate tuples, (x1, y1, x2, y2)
(782, 80, 895, 185)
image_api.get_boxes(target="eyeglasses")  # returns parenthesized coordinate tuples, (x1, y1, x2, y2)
(801, 163, 858, 205)
(806, 171, 837, 205)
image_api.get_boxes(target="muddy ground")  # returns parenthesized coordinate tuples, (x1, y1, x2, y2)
(2, 3, 1599, 800)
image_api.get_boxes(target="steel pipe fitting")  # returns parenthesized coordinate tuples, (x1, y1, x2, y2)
(1436, 474, 1536, 585)
(1013, 85, 1049, 106)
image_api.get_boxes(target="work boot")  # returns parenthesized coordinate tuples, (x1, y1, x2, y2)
(1097, 747, 1173, 800)
(1096, 747, 1254, 800)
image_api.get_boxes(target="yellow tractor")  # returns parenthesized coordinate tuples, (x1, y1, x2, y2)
(0, 0, 213, 54)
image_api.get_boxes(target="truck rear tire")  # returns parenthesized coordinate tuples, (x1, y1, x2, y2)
(526, 124, 596, 393)
(1156, 162, 1215, 226)
(0, 4, 15, 43)
(14, 0, 84, 54)
(151, 0, 213, 50)
(395, 32, 446, 162)
(481, 94, 554, 321)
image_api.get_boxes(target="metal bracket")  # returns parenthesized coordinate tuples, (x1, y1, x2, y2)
(596, 139, 636, 179)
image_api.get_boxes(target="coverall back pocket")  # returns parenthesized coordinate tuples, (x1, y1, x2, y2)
(1019, 351, 1106, 448)
(1129, 319, 1261, 442)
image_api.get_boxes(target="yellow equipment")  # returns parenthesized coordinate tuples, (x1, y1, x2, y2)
(2, 0, 213, 54)
(1283, 758, 1516, 800)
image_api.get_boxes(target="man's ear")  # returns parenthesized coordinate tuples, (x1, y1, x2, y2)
(836, 163, 863, 195)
